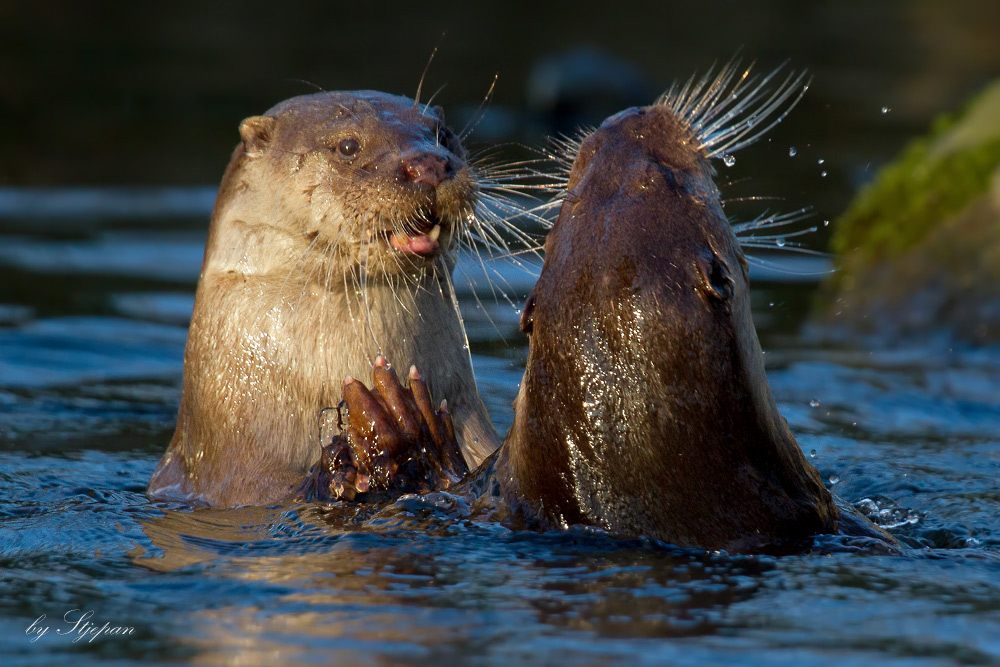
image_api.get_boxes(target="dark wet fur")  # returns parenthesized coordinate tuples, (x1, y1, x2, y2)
(483, 64, 900, 554)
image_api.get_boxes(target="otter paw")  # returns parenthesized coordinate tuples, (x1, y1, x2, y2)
(304, 355, 468, 502)
(344, 355, 467, 493)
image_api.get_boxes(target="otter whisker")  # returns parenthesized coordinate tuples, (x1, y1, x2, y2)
(650, 60, 810, 160)
(414, 43, 439, 110)
(439, 252, 478, 373)
(539, 129, 591, 176)
(742, 250, 835, 276)
(477, 192, 551, 244)
(466, 211, 534, 269)
(469, 207, 546, 269)
(360, 212, 382, 355)
(457, 73, 499, 142)
(457, 267, 511, 347)
(389, 271, 415, 315)
(683, 66, 808, 158)
(732, 207, 812, 234)
(720, 194, 786, 207)
(461, 231, 512, 307)
(730, 208, 824, 257)
(284, 233, 324, 313)
(422, 84, 448, 116)
(740, 240, 825, 252)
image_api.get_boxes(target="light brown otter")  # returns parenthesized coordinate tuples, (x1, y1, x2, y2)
(332, 66, 898, 553)
(148, 91, 501, 508)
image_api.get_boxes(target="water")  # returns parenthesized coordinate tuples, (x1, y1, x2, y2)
(1, 186, 999, 665)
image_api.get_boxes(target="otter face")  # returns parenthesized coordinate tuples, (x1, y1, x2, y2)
(235, 91, 477, 279)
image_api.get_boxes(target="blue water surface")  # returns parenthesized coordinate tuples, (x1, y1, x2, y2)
(1, 187, 999, 666)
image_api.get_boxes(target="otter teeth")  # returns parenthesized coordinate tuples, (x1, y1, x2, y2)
(428, 224, 441, 242)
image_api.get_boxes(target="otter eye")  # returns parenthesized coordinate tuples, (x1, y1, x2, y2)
(338, 137, 360, 157)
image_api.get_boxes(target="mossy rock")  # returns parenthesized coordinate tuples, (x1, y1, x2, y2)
(819, 79, 1000, 345)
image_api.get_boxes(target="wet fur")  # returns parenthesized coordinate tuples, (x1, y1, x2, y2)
(491, 64, 886, 552)
(150, 91, 528, 508)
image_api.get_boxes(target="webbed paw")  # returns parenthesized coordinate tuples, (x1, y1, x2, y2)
(298, 355, 467, 502)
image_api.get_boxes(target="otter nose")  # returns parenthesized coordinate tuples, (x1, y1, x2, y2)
(400, 153, 450, 190)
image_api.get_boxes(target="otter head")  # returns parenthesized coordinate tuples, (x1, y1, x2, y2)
(500, 70, 835, 552)
(212, 91, 476, 281)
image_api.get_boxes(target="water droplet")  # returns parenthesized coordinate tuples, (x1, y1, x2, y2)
(820, 171, 828, 178)
(722, 154, 736, 167)
(775, 238, 786, 247)
(788, 146, 797, 157)
(817, 158, 825, 164)
(768, 301, 775, 307)
(823, 219, 830, 227)
(881, 106, 890, 114)
(809, 449, 817, 458)
(829, 475, 840, 485)
(809, 399, 820, 408)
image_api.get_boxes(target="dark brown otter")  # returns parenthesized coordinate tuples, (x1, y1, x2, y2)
(491, 101, 838, 552)
(329, 67, 898, 553)
(148, 91, 502, 509)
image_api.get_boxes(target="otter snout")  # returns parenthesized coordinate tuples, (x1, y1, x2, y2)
(400, 152, 451, 190)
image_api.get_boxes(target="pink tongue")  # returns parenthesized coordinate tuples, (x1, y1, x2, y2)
(390, 233, 438, 255)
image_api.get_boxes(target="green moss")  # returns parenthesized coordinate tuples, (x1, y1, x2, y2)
(830, 80, 1000, 274)
(832, 130, 1000, 267)
(819, 80, 1000, 342)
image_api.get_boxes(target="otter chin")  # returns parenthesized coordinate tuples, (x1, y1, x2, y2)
(149, 90, 504, 509)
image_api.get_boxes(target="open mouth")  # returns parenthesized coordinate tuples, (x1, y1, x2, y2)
(388, 216, 444, 256)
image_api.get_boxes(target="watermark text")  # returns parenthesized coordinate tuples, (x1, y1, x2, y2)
(26, 610, 135, 643)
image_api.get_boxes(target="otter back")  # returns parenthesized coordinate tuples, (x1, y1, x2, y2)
(496, 88, 839, 553)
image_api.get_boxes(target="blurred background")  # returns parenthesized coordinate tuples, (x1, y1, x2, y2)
(3, 0, 999, 192)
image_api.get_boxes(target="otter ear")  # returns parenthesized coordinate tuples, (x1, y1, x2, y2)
(432, 106, 446, 123)
(695, 250, 734, 301)
(520, 290, 537, 335)
(737, 250, 750, 282)
(239, 116, 276, 159)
